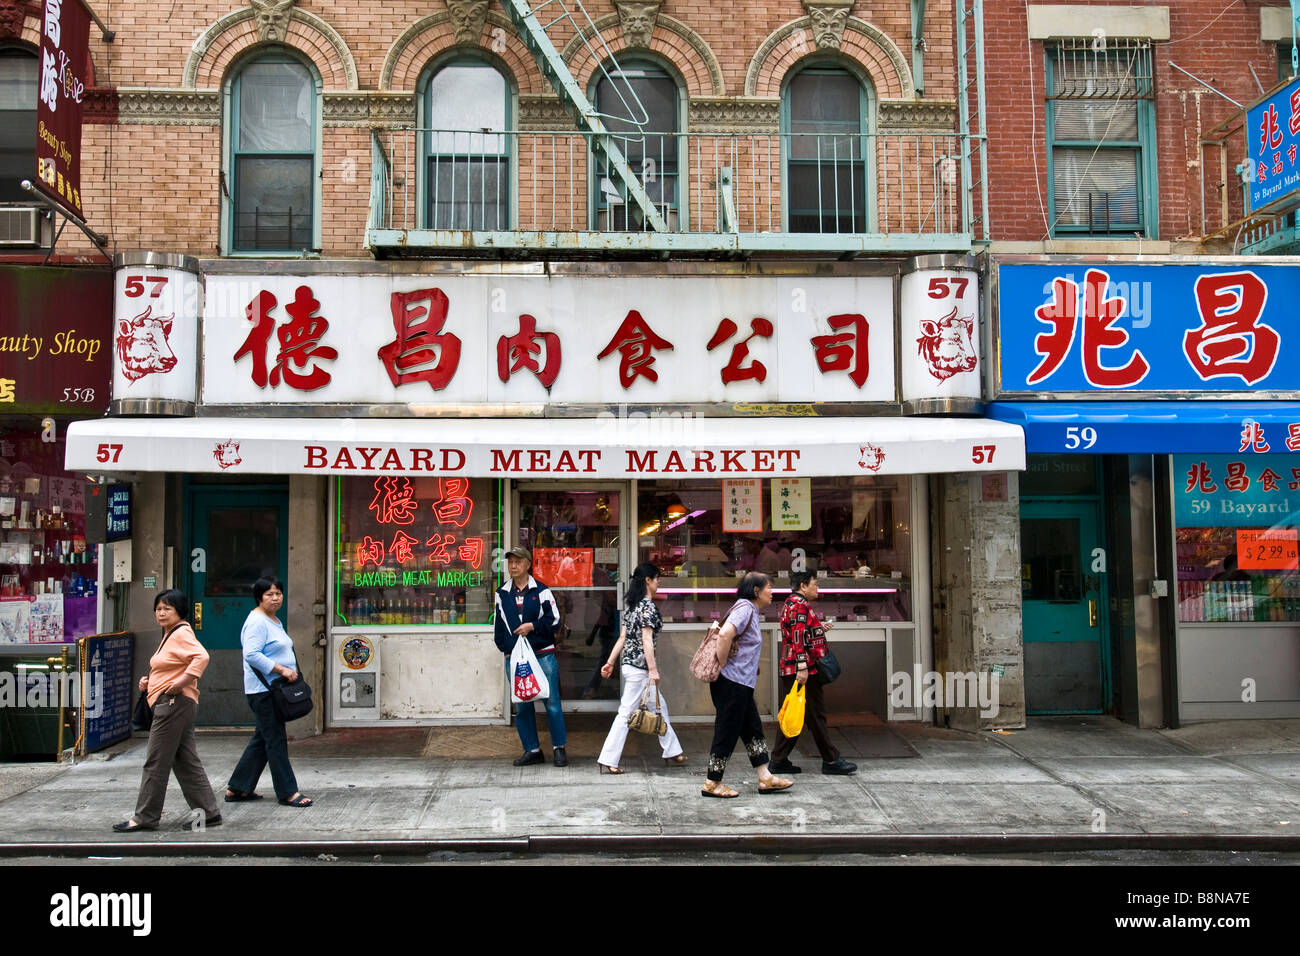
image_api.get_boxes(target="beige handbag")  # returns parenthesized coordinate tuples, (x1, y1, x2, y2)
(627, 684, 668, 736)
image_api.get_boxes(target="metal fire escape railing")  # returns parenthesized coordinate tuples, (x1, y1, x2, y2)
(499, 0, 669, 232)
(955, 0, 989, 243)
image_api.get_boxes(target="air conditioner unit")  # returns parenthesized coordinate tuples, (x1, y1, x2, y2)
(0, 206, 42, 247)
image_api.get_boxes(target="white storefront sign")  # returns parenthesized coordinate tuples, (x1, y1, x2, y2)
(111, 258, 202, 412)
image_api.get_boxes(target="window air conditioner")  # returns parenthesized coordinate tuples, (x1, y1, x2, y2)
(0, 206, 43, 247)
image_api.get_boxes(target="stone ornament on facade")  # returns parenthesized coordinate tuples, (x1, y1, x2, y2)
(323, 91, 416, 128)
(0, 0, 27, 40)
(445, 0, 489, 46)
(185, 6, 359, 90)
(561, 11, 725, 96)
(877, 99, 958, 133)
(250, 0, 296, 43)
(802, 0, 854, 51)
(613, 0, 661, 49)
(689, 97, 780, 134)
(745, 16, 913, 99)
(115, 89, 221, 125)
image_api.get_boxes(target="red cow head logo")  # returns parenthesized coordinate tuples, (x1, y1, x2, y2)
(917, 306, 978, 382)
(213, 439, 242, 470)
(116, 305, 177, 382)
(858, 442, 885, 472)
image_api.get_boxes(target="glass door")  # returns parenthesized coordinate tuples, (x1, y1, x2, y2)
(513, 485, 625, 710)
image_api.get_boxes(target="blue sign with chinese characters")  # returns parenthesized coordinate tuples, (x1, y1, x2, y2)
(1247, 76, 1300, 214)
(105, 484, 131, 542)
(1174, 454, 1300, 528)
(997, 262, 1300, 394)
(82, 633, 134, 753)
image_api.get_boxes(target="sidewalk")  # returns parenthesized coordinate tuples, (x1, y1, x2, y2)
(3, 715, 1300, 855)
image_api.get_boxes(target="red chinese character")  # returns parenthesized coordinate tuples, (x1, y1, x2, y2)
(1225, 462, 1250, 492)
(390, 530, 419, 564)
(1259, 468, 1283, 492)
(497, 314, 562, 388)
(369, 477, 419, 525)
(1261, 103, 1283, 152)
(706, 317, 774, 384)
(234, 286, 337, 391)
(1290, 468, 1300, 491)
(1239, 420, 1270, 453)
(1027, 277, 1079, 385)
(431, 477, 473, 528)
(1259, 160, 1270, 182)
(378, 288, 461, 391)
(356, 536, 385, 569)
(426, 532, 455, 565)
(1275, 151, 1285, 176)
(1186, 461, 1217, 494)
(1290, 88, 1300, 135)
(1291, 144, 1298, 166)
(597, 310, 674, 387)
(1185, 272, 1278, 386)
(458, 536, 485, 569)
(811, 313, 870, 387)
(1079, 269, 1149, 388)
(1286, 424, 1300, 452)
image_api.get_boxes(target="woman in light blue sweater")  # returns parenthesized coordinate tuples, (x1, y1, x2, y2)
(225, 577, 313, 807)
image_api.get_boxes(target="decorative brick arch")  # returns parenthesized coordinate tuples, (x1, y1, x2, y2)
(746, 17, 913, 99)
(184, 7, 357, 89)
(562, 13, 724, 98)
(382, 10, 541, 94)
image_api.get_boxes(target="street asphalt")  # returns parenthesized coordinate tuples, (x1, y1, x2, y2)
(3, 715, 1300, 856)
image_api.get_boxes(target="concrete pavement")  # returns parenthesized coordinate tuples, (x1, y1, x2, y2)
(3, 715, 1300, 855)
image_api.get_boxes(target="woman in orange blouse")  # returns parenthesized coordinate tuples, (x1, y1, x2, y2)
(113, 590, 222, 832)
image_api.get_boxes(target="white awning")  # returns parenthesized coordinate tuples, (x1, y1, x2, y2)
(65, 416, 1025, 478)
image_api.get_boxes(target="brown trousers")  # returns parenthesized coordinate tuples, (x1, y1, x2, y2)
(771, 672, 840, 765)
(133, 694, 219, 826)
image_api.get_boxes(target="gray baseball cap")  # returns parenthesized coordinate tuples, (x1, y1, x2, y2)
(505, 546, 532, 564)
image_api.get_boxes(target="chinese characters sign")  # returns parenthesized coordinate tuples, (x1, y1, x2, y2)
(996, 262, 1300, 394)
(722, 479, 762, 533)
(1247, 75, 1300, 215)
(198, 273, 900, 406)
(34, 0, 91, 218)
(1236, 528, 1299, 571)
(770, 478, 811, 532)
(1174, 454, 1300, 528)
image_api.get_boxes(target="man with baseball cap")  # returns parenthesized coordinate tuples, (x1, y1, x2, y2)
(494, 546, 568, 767)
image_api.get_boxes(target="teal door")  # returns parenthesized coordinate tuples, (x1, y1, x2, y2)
(1021, 500, 1109, 714)
(185, 484, 289, 724)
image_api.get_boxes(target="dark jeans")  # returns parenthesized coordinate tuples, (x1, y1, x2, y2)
(707, 674, 769, 782)
(771, 673, 840, 765)
(133, 694, 219, 827)
(227, 691, 299, 801)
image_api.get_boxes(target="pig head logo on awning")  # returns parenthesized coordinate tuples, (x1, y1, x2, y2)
(858, 442, 885, 472)
(213, 439, 242, 470)
(917, 306, 977, 382)
(116, 306, 177, 382)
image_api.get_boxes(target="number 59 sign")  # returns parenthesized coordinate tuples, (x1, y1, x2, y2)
(111, 253, 201, 415)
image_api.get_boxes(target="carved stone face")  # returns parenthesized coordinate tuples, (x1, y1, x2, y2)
(616, 1, 661, 48)
(0, 0, 25, 41)
(808, 6, 849, 50)
(447, 0, 489, 45)
(251, 0, 295, 43)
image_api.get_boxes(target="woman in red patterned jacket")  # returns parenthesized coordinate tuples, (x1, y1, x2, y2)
(768, 571, 857, 776)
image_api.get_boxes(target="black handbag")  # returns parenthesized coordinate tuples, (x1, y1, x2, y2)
(816, 648, 842, 685)
(254, 652, 314, 722)
(130, 690, 154, 731)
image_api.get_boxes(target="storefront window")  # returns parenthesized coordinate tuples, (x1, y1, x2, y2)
(335, 476, 502, 626)
(0, 429, 100, 643)
(636, 477, 912, 623)
(1173, 454, 1300, 622)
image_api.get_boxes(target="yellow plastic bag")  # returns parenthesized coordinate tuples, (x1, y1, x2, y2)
(777, 681, 805, 738)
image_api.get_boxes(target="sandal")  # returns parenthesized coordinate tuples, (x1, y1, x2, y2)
(663, 754, 688, 765)
(758, 776, 794, 794)
(280, 793, 313, 807)
(111, 819, 157, 833)
(700, 782, 739, 799)
(224, 789, 265, 803)
(598, 764, 625, 775)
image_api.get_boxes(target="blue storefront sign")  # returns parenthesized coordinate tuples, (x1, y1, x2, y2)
(82, 633, 133, 753)
(106, 485, 131, 542)
(1174, 454, 1300, 528)
(1247, 75, 1300, 215)
(996, 261, 1300, 395)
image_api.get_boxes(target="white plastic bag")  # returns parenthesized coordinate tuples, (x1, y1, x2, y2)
(509, 635, 550, 703)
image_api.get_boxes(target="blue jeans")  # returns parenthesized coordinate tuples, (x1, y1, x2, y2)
(509, 650, 566, 751)
(227, 691, 300, 801)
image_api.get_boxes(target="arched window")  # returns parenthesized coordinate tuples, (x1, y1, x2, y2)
(424, 59, 510, 230)
(783, 66, 870, 233)
(591, 60, 681, 230)
(0, 47, 38, 204)
(228, 52, 317, 252)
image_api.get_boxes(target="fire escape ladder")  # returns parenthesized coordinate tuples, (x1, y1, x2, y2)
(500, 0, 670, 232)
(955, 0, 989, 243)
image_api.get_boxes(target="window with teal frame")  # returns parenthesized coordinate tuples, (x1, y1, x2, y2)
(424, 59, 510, 230)
(230, 53, 316, 252)
(782, 66, 870, 233)
(591, 60, 680, 230)
(0, 47, 36, 205)
(1046, 39, 1155, 237)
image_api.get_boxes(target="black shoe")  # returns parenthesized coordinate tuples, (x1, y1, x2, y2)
(822, 758, 858, 775)
(111, 819, 157, 833)
(768, 760, 802, 774)
(553, 746, 568, 768)
(513, 750, 546, 767)
(183, 814, 222, 831)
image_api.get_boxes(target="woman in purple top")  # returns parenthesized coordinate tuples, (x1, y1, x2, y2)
(700, 572, 794, 798)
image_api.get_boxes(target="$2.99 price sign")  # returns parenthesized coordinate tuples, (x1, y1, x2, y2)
(1236, 528, 1300, 570)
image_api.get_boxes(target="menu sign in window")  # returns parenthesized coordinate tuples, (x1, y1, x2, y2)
(722, 479, 762, 533)
(1237, 528, 1300, 570)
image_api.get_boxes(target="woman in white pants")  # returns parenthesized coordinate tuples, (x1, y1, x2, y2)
(597, 563, 686, 773)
